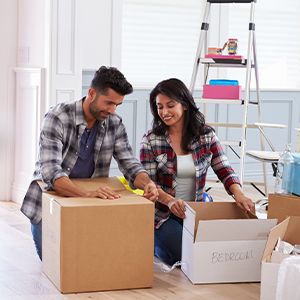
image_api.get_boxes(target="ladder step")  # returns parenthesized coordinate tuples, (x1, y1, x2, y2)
(195, 98, 243, 105)
(208, 122, 257, 128)
(208, 0, 255, 3)
(200, 58, 254, 68)
(221, 140, 241, 147)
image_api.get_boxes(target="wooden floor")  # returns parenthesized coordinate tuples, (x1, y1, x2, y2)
(0, 184, 266, 300)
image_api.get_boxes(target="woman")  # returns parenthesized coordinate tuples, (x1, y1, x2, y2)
(140, 78, 254, 266)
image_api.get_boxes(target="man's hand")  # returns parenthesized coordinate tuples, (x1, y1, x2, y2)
(168, 199, 186, 219)
(87, 186, 121, 199)
(143, 181, 159, 202)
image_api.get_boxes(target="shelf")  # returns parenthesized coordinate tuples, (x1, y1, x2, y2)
(208, 122, 258, 129)
(195, 98, 259, 105)
(200, 58, 254, 68)
(195, 98, 243, 104)
(220, 140, 241, 147)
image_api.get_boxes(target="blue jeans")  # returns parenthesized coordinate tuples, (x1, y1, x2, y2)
(31, 221, 42, 260)
(154, 215, 183, 266)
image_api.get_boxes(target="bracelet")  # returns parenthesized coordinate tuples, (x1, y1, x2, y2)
(167, 199, 177, 210)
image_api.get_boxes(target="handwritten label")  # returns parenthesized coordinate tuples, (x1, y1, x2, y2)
(211, 250, 254, 264)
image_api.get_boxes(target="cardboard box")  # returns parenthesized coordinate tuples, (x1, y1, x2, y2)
(42, 177, 154, 293)
(181, 202, 277, 284)
(260, 216, 300, 300)
(202, 84, 241, 99)
(268, 193, 300, 223)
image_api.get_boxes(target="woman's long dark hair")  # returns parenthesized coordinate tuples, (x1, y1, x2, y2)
(149, 78, 212, 152)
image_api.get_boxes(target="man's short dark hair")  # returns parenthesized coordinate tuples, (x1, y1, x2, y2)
(91, 66, 133, 96)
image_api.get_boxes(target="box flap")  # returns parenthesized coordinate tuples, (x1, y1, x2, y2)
(195, 219, 277, 242)
(284, 216, 300, 245)
(262, 217, 290, 262)
(183, 203, 197, 239)
(187, 202, 254, 220)
(268, 193, 300, 223)
(185, 202, 258, 242)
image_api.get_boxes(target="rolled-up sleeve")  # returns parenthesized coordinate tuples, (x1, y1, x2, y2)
(210, 132, 241, 194)
(113, 122, 145, 187)
(140, 134, 158, 183)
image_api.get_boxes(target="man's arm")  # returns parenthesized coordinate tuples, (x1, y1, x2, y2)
(53, 176, 120, 199)
(113, 121, 149, 186)
(40, 112, 119, 199)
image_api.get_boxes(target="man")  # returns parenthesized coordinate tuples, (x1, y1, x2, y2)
(21, 66, 158, 260)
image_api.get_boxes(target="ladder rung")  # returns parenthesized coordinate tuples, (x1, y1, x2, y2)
(221, 140, 241, 147)
(208, 0, 255, 3)
(200, 58, 254, 68)
(208, 122, 257, 128)
(195, 98, 243, 105)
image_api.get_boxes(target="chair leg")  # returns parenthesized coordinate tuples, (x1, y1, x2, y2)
(250, 182, 266, 197)
(272, 162, 278, 177)
(262, 161, 268, 196)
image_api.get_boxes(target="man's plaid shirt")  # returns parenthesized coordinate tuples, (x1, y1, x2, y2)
(140, 129, 241, 228)
(21, 98, 145, 224)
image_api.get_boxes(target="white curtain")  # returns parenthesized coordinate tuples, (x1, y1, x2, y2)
(121, 0, 203, 88)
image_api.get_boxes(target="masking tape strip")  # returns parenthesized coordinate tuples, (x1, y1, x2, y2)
(49, 198, 54, 215)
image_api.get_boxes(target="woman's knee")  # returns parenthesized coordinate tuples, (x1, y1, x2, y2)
(154, 218, 183, 264)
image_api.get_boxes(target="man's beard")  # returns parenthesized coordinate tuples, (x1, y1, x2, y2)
(89, 102, 109, 121)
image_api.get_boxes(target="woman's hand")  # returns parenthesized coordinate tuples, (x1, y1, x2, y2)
(143, 181, 159, 202)
(230, 183, 255, 213)
(168, 199, 186, 219)
(234, 193, 255, 213)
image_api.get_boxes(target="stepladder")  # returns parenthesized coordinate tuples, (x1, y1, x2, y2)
(190, 0, 271, 195)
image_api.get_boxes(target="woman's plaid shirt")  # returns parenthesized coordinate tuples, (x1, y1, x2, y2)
(140, 129, 241, 228)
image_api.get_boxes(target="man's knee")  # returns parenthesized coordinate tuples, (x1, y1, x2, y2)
(31, 221, 42, 260)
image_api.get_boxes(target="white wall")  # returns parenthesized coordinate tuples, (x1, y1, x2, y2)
(49, 0, 120, 105)
(0, 0, 18, 201)
(9, 0, 120, 202)
(81, 0, 122, 69)
(17, 0, 49, 67)
(11, 0, 50, 203)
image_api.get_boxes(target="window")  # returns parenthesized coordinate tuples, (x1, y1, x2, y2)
(121, 0, 203, 88)
(226, 0, 300, 89)
(122, 0, 300, 90)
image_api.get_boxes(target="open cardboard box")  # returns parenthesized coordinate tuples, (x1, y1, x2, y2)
(42, 177, 154, 293)
(260, 216, 300, 300)
(181, 202, 277, 284)
(268, 193, 300, 223)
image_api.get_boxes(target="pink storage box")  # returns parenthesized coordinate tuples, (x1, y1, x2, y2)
(202, 84, 241, 100)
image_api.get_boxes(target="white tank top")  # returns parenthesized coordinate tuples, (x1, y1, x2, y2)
(175, 154, 196, 201)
